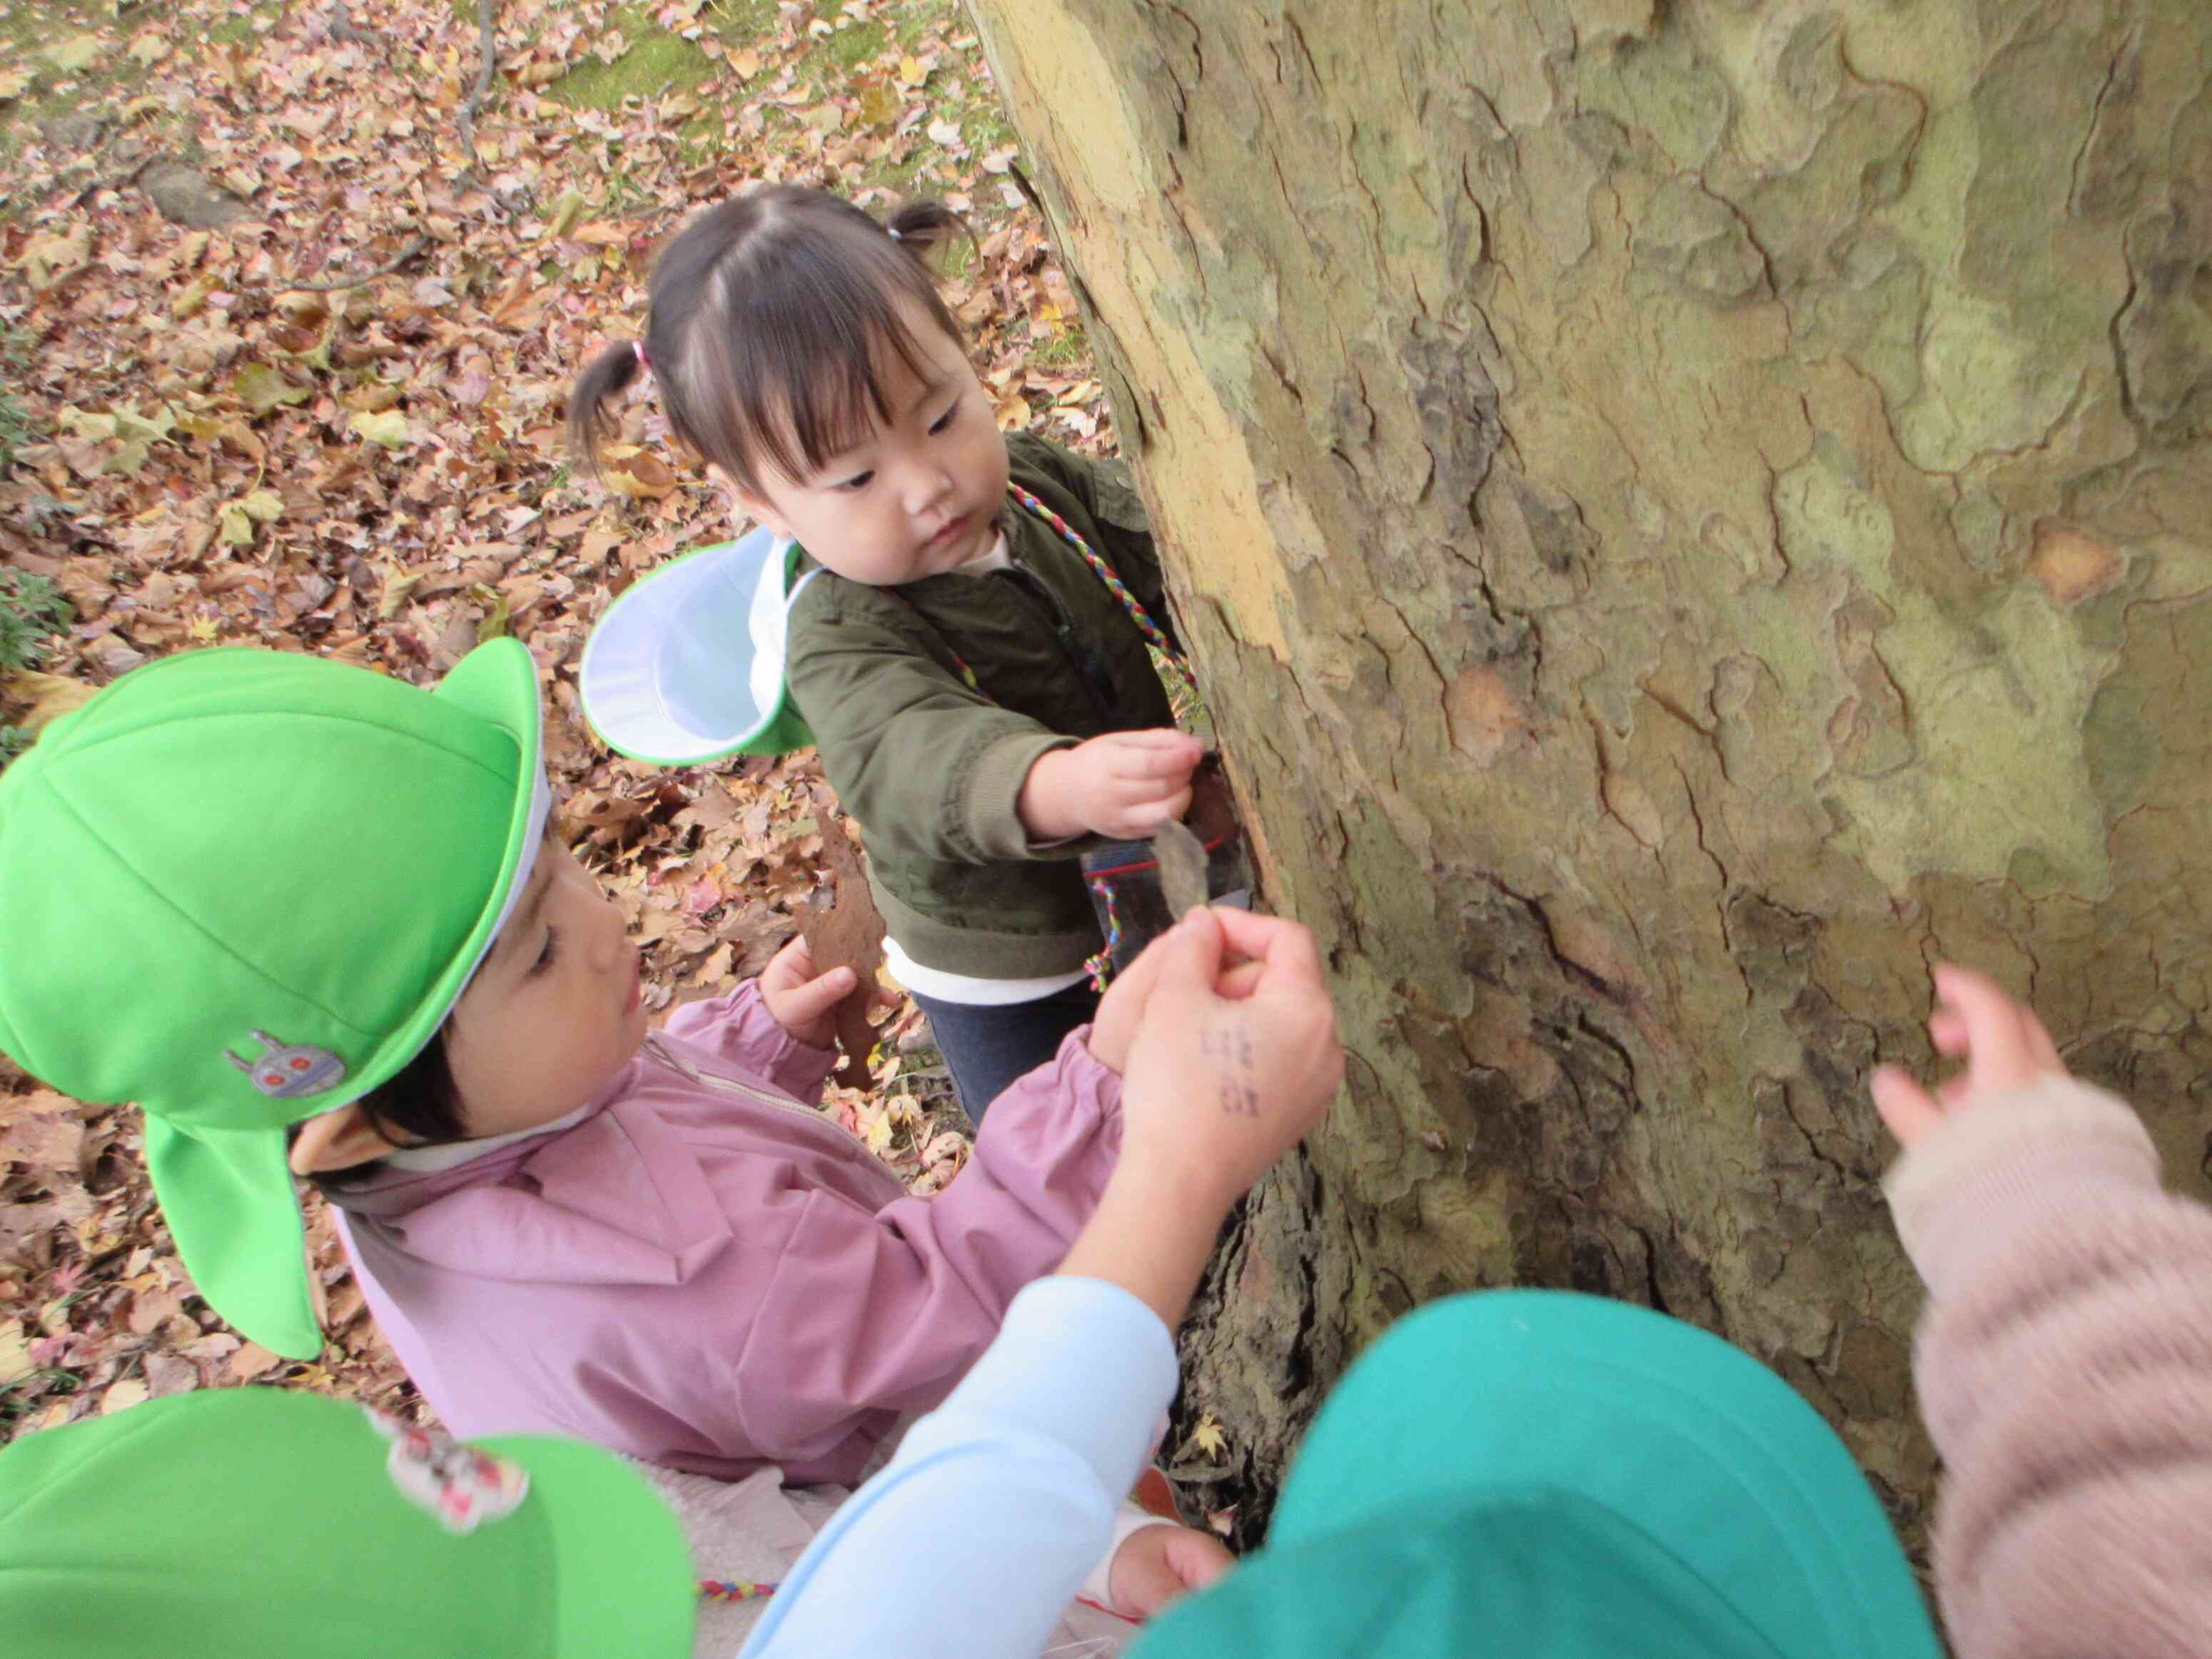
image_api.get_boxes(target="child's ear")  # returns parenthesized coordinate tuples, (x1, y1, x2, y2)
(288, 1104, 406, 1176)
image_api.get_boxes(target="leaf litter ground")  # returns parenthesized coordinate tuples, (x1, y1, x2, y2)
(0, 0, 1120, 1442)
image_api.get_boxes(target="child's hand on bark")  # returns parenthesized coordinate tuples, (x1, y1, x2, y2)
(1107, 1522, 1233, 1619)
(1869, 962, 2071, 1151)
(1019, 729, 1205, 842)
(1087, 905, 1265, 1074)
(1116, 907, 1343, 1209)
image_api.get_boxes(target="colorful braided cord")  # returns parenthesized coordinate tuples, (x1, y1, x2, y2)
(1006, 484, 1184, 669)
(1084, 874, 1123, 993)
(699, 1578, 777, 1603)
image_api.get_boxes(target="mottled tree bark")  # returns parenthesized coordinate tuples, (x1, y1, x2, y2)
(967, 0, 2212, 1543)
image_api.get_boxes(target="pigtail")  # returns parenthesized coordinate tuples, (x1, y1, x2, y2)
(884, 198, 975, 271)
(566, 339, 647, 480)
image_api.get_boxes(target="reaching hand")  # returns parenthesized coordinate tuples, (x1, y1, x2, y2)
(1019, 730, 1206, 842)
(1869, 962, 2071, 1151)
(1117, 908, 1343, 1209)
(1106, 1523, 1233, 1620)
(755, 934, 859, 1052)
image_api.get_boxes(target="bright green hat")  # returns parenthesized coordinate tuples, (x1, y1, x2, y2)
(578, 528, 819, 764)
(0, 1387, 695, 1658)
(1132, 1290, 1942, 1659)
(0, 642, 547, 1358)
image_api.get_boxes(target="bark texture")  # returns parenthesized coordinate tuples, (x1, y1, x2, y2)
(966, 0, 2212, 1543)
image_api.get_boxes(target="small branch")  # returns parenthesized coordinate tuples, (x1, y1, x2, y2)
(255, 1, 494, 293)
(271, 236, 431, 293)
(455, 0, 498, 186)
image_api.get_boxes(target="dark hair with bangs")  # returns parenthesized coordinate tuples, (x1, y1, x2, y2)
(289, 1029, 468, 1191)
(568, 186, 973, 494)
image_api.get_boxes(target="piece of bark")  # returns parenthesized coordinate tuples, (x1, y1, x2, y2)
(1152, 819, 1210, 921)
(802, 800, 887, 1091)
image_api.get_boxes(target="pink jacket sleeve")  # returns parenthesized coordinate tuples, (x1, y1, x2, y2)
(1884, 1076, 2212, 1658)
(729, 1028, 1123, 1468)
(663, 979, 841, 1105)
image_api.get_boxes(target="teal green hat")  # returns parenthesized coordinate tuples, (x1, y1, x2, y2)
(0, 1388, 695, 1658)
(0, 642, 547, 1358)
(578, 528, 819, 764)
(1132, 1291, 1942, 1659)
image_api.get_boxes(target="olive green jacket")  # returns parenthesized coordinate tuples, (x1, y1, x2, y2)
(784, 435, 1178, 978)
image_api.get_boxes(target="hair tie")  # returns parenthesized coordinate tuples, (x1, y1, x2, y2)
(632, 339, 650, 374)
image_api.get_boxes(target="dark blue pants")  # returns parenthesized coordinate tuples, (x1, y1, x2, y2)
(907, 979, 1101, 1126)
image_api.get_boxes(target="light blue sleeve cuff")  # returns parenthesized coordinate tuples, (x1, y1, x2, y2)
(738, 1278, 1178, 1659)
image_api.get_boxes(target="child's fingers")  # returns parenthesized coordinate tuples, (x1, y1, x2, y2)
(2021, 1006, 2065, 1071)
(1216, 960, 1266, 1000)
(1869, 1063, 1944, 1148)
(1116, 790, 1193, 833)
(1928, 1009, 1969, 1057)
(1931, 963, 2032, 1062)
(1104, 739, 1204, 781)
(1148, 907, 1228, 1003)
(1164, 1527, 1235, 1591)
(776, 965, 857, 1029)
(764, 932, 816, 984)
(1211, 908, 1327, 991)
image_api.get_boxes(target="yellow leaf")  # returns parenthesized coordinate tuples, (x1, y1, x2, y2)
(237, 488, 283, 524)
(127, 33, 170, 66)
(101, 1377, 151, 1415)
(541, 188, 590, 241)
(0, 68, 32, 101)
(728, 46, 761, 79)
(350, 409, 412, 449)
(0, 1318, 27, 1379)
(17, 226, 93, 292)
(44, 34, 101, 72)
(188, 615, 220, 645)
(57, 408, 120, 441)
(1188, 1413, 1227, 1460)
(171, 273, 219, 321)
(894, 54, 926, 88)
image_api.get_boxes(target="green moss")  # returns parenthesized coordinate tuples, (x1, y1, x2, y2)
(707, 0, 778, 39)
(0, 0, 183, 172)
(824, 19, 888, 69)
(547, 9, 716, 111)
(206, 4, 283, 46)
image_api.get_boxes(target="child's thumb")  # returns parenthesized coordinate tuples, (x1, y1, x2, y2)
(1152, 908, 1227, 1002)
(782, 964, 858, 1025)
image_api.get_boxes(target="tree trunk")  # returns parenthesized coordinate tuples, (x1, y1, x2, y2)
(966, 0, 2212, 1544)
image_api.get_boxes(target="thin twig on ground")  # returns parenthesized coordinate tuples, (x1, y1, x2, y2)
(259, 0, 496, 292)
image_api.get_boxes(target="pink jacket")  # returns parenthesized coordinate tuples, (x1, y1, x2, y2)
(1887, 1075, 2212, 1657)
(329, 983, 1123, 1485)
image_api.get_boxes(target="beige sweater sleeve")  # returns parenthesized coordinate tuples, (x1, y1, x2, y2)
(1884, 1076, 2212, 1658)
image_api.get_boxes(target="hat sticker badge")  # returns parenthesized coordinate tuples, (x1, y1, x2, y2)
(222, 1029, 346, 1099)
(363, 1408, 530, 1535)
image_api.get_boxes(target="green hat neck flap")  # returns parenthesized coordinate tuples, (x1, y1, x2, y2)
(0, 641, 547, 1358)
(1131, 1289, 1941, 1659)
(0, 1388, 695, 1659)
(578, 528, 820, 765)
